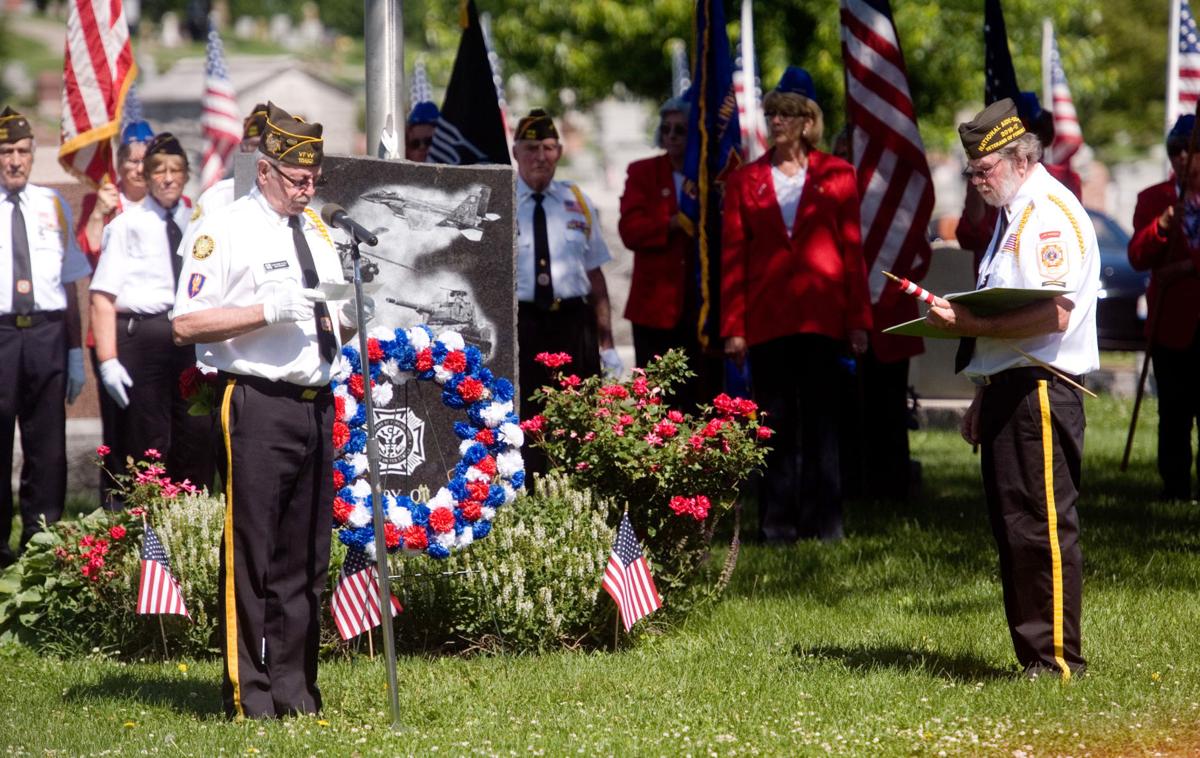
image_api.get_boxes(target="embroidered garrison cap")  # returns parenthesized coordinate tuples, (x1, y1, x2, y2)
(775, 66, 817, 103)
(259, 102, 323, 167)
(0, 106, 32, 144)
(144, 132, 188, 167)
(958, 98, 1026, 160)
(515, 109, 559, 141)
(243, 103, 268, 140)
(121, 120, 154, 145)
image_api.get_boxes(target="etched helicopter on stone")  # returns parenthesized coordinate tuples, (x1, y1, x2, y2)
(361, 185, 500, 242)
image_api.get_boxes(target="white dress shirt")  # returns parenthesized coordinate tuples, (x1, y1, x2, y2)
(92, 195, 191, 314)
(195, 177, 235, 219)
(771, 165, 806, 235)
(172, 186, 346, 386)
(515, 176, 611, 302)
(965, 163, 1100, 379)
(0, 183, 90, 313)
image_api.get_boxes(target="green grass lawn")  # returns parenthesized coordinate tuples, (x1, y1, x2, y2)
(4, 394, 1200, 755)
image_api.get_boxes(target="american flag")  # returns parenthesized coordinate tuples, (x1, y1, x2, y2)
(1173, 0, 1200, 123)
(602, 513, 661, 632)
(1042, 20, 1083, 165)
(137, 524, 189, 617)
(840, 0, 934, 305)
(58, 0, 137, 187)
(199, 23, 242, 191)
(331, 549, 402, 641)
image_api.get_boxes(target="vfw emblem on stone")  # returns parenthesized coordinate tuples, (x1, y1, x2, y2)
(374, 406, 426, 476)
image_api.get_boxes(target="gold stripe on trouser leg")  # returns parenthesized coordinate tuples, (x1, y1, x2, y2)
(220, 379, 244, 717)
(1037, 380, 1070, 682)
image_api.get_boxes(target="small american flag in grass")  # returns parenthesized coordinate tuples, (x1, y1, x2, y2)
(602, 513, 662, 632)
(331, 549, 401, 641)
(137, 524, 189, 618)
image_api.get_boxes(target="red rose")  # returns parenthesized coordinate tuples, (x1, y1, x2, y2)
(757, 426, 774, 440)
(428, 508, 455, 533)
(383, 522, 401, 549)
(534, 352, 572, 368)
(474, 429, 495, 446)
(457, 377, 485, 402)
(95, 444, 111, 457)
(416, 347, 434, 372)
(559, 374, 582, 389)
(332, 421, 350, 448)
(461, 501, 482, 521)
(668, 410, 684, 423)
(178, 366, 201, 400)
(367, 338, 384, 362)
(598, 384, 629, 399)
(693, 495, 712, 519)
(402, 525, 428, 550)
(475, 456, 498, 477)
(688, 435, 704, 451)
(442, 350, 467, 373)
(332, 497, 354, 524)
(713, 393, 737, 416)
(632, 377, 649, 397)
(669, 496, 694, 517)
(653, 420, 679, 438)
(348, 374, 366, 400)
(108, 525, 126, 541)
(736, 398, 758, 417)
(519, 415, 545, 433)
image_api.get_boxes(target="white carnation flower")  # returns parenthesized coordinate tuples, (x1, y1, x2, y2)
(458, 439, 475, 457)
(363, 541, 376, 560)
(349, 479, 373, 500)
(496, 449, 524, 477)
(342, 394, 359, 423)
(438, 331, 465, 351)
(388, 503, 413, 529)
(368, 324, 394, 342)
(481, 506, 497, 521)
(332, 355, 353, 381)
(434, 366, 454, 385)
(436, 531, 456, 548)
(498, 422, 524, 447)
(372, 382, 394, 406)
(428, 488, 455, 511)
(407, 327, 431, 351)
(379, 359, 401, 380)
(480, 400, 513, 428)
(347, 452, 369, 476)
(465, 466, 489, 482)
(457, 529, 475, 548)
(348, 504, 372, 527)
(501, 484, 517, 505)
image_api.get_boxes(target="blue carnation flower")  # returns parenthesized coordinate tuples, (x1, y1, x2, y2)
(448, 477, 469, 501)
(410, 503, 430, 526)
(476, 367, 494, 386)
(485, 484, 505, 508)
(340, 526, 373, 549)
(453, 421, 478, 440)
(511, 471, 526, 490)
(463, 443, 487, 465)
(492, 378, 515, 403)
(334, 460, 357, 483)
(472, 521, 492, 540)
(427, 542, 450, 559)
(350, 405, 367, 427)
(464, 345, 483, 373)
(431, 341, 448, 364)
(337, 485, 357, 503)
(346, 429, 368, 454)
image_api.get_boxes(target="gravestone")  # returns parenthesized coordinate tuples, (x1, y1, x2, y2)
(160, 11, 182, 48)
(236, 155, 517, 498)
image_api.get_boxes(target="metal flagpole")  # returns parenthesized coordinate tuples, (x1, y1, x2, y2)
(739, 0, 761, 161)
(365, 0, 405, 159)
(1041, 18, 1053, 129)
(1168, 0, 1183, 136)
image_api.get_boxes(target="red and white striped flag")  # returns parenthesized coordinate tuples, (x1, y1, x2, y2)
(58, 0, 137, 188)
(839, 0, 934, 305)
(137, 524, 189, 617)
(199, 23, 241, 190)
(602, 513, 662, 632)
(331, 549, 402, 641)
(1169, 0, 1200, 128)
(1041, 20, 1083, 165)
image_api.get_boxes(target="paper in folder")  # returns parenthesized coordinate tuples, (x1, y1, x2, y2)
(882, 287, 1072, 339)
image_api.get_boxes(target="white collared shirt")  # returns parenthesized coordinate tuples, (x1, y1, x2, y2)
(515, 176, 611, 301)
(770, 165, 806, 235)
(0, 183, 90, 314)
(965, 163, 1100, 379)
(171, 186, 346, 386)
(194, 177, 235, 220)
(92, 195, 191, 314)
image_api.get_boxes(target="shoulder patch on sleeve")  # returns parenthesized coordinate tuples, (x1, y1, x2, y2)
(191, 204, 203, 221)
(192, 235, 215, 260)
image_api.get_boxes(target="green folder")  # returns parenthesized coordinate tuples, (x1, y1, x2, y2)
(882, 287, 1072, 339)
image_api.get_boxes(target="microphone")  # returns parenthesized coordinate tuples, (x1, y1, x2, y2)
(320, 203, 379, 246)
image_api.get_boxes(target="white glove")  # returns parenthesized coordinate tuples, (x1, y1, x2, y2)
(262, 281, 319, 325)
(66, 347, 85, 404)
(339, 295, 375, 329)
(600, 348, 625, 379)
(98, 358, 133, 409)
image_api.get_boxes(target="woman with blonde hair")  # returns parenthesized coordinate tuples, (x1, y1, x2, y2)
(721, 67, 872, 543)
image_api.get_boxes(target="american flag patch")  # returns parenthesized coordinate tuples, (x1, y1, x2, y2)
(564, 198, 581, 213)
(1001, 234, 1018, 254)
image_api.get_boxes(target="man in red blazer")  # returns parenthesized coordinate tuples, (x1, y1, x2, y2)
(619, 97, 720, 408)
(722, 68, 872, 543)
(1128, 114, 1200, 500)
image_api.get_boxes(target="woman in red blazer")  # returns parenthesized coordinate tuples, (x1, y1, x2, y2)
(721, 69, 872, 542)
(619, 98, 720, 408)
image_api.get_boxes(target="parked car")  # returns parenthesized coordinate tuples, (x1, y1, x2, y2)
(1088, 209, 1149, 351)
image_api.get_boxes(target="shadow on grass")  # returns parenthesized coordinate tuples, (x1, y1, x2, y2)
(65, 673, 222, 717)
(791, 642, 1012, 682)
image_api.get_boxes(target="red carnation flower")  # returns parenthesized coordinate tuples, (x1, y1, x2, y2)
(384, 522, 401, 549)
(476, 456, 498, 477)
(416, 347, 434, 372)
(367, 338, 384, 362)
(178, 366, 201, 400)
(402, 525, 428, 550)
(474, 429, 495, 446)
(428, 507, 455, 533)
(458, 377, 485, 402)
(461, 500, 482, 521)
(332, 421, 350, 448)
(442, 350, 467, 373)
(332, 497, 354, 524)
(108, 525, 126, 541)
(757, 426, 774, 440)
(467, 480, 490, 501)
(348, 374, 366, 400)
(332, 469, 345, 490)
(334, 395, 346, 420)
(534, 352, 572, 368)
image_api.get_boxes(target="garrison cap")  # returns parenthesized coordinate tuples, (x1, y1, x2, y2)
(515, 109, 559, 141)
(121, 120, 154, 145)
(775, 66, 817, 104)
(0, 106, 32, 144)
(243, 103, 269, 140)
(144, 132, 188, 167)
(408, 101, 440, 126)
(958, 98, 1026, 160)
(259, 102, 323, 167)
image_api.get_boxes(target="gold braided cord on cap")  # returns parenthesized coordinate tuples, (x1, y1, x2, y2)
(1045, 194, 1086, 261)
(265, 115, 323, 161)
(302, 207, 332, 248)
(0, 112, 24, 123)
(1011, 202, 1035, 261)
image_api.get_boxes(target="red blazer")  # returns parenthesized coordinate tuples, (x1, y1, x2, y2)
(619, 154, 690, 329)
(721, 150, 872, 347)
(1128, 179, 1200, 349)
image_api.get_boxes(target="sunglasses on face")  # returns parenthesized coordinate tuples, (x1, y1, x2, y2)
(660, 124, 687, 138)
(961, 160, 1003, 181)
(269, 162, 323, 190)
(763, 110, 801, 120)
(408, 137, 434, 150)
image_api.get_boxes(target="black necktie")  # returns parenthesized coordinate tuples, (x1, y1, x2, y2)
(532, 192, 553, 309)
(287, 215, 337, 364)
(9, 193, 33, 316)
(955, 208, 1009, 374)
(165, 209, 183, 286)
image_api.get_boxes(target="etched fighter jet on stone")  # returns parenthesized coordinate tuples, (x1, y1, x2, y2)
(361, 185, 500, 242)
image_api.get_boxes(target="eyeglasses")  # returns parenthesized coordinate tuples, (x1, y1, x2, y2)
(961, 159, 1004, 181)
(269, 162, 321, 190)
(660, 124, 687, 138)
(763, 110, 801, 120)
(407, 136, 434, 150)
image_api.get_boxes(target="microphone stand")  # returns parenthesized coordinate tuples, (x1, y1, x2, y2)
(349, 236, 402, 729)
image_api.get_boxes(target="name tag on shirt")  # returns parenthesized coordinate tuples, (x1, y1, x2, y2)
(264, 260, 290, 271)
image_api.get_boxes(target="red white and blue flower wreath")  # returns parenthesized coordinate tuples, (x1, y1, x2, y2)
(330, 325, 525, 560)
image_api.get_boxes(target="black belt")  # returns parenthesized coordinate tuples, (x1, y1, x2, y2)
(218, 371, 330, 401)
(0, 311, 63, 328)
(519, 296, 589, 314)
(979, 366, 1083, 388)
(116, 311, 169, 322)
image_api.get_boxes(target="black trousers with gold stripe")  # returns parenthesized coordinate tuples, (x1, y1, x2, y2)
(218, 375, 333, 719)
(980, 368, 1086, 679)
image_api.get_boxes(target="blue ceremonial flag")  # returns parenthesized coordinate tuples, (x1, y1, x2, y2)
(984, 0, 1021, 105)
(680, 0, 742, 350)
